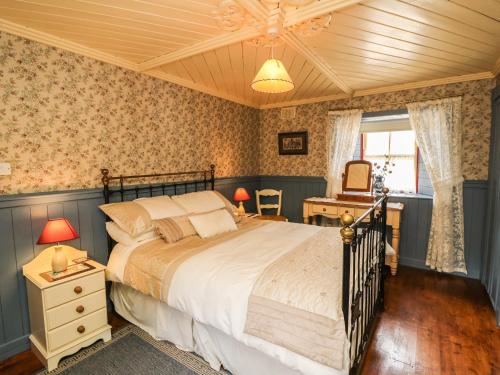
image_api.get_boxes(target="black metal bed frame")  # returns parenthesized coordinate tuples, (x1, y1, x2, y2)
(100, 166, 388, 374)
(340, 189, 389, 375)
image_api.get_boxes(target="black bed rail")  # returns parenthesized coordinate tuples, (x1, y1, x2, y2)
(340, 188, 389, 375)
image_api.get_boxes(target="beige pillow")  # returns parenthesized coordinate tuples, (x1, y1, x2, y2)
(134, 196, 187, 220)
(213, 191, 241, 223)
(99, 202, 152, 237)
(188, 209, 237, 239)
(153, 216, 197, 243)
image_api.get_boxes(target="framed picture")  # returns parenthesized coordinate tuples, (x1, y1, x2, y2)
(278, 131, 308, 155)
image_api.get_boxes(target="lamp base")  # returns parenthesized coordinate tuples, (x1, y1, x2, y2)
(237, 201, 246, 216)
(51, 245, 68, 273)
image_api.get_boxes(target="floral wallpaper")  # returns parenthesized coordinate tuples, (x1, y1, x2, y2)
(0, 31, 260, 195)
(259, 78, 495, 180)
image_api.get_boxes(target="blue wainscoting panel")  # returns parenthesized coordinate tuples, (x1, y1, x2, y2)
(0, 176, 259, 361)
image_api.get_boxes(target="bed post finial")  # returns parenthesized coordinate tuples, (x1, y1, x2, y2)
(340, 213, 355, 244)
(382, 187, 390, 196)
(101, 168, 110, 186)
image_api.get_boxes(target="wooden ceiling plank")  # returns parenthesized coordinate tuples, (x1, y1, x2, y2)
(78, 0, 219, 27)
(242, 42, 258, 103)
(318, 26, 494, 70)
(282, 32, 352, 94)
(331, 12, 499, 60)
(0, 17, 138, 70)
(228, 42, 248, 101)
(450, 0, 500, 22)
(214, 46, 239, 102)
(11, 0, 220, 33)
(202, 49, 228, 94)
(145, 69, 258, 108)
(340, 5, 498, 53)
(0, 4, 214, 40)
(313, 32, 491, 72)
(138, 27, 260, 71)
(190, 53, 218, 90)
(295, 70, 324, 100)
(2, 17, 193, 49)
(286, 60, 314, 101)
(401, 0, 500, 35)
(179, 57, 205, 85)
(283, 0, 364, 27)
(314, 44, 473, 76)
(363, 1, 499, 47)
(316, 47, 472, 77)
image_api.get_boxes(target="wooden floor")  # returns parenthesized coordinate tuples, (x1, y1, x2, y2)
(1, 266, 499, 375)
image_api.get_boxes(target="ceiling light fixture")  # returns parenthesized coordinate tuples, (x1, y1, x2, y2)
(251, 27, 294, 94)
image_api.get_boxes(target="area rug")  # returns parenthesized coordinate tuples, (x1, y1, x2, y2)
(37, 325, 227, 374)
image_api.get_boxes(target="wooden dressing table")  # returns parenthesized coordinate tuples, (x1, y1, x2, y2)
(303, 197, 404, 275)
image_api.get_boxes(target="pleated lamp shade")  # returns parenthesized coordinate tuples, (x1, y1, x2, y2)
(251, 58, 294, 93)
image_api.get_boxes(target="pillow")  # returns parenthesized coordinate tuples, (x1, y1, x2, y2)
(106, 222, 158, 245)
(172, 191, 226, 214)
(213, 191, 241, 223)
(153, 215, 197, 244)
(134, 196, 187, 220)
(188, 209, 237, 239)
(99, 201, 152, 237)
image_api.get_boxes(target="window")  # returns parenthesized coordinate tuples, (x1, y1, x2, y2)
(354, 111, 431, 195)
(362, 130, 417, 193)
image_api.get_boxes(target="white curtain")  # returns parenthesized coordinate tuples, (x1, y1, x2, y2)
(407, 97, 467, 274)
(325, 109, 363, 197)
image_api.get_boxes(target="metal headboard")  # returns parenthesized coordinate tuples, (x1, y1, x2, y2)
(100, 164, 215, 252)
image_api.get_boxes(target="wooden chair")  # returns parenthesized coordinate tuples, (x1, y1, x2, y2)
(256, 189, 283, 217)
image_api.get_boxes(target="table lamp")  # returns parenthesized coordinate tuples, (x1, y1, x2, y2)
(37, 218, 80, 273)
(233, 187, 251, 216)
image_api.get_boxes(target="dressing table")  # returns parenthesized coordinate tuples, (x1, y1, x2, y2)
(303, 160, 404, 275)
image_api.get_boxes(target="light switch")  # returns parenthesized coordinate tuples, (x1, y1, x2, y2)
(0, 163, 12, 176)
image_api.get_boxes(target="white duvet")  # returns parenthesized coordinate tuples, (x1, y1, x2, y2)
(107, 221, 348, 375)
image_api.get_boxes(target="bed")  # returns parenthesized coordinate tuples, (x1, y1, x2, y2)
(99, 166, 389, 375)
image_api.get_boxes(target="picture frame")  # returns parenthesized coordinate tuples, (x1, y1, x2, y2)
(278, 131, 308, 155)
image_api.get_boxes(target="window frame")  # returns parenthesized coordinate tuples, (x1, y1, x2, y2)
(359, 131, 420, 194)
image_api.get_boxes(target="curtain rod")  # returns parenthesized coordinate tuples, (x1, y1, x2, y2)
(327, 94, 463, 114)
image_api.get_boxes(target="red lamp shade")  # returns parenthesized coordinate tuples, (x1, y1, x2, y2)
(233, 187, 251, 202)
(37, 218, 80, 245)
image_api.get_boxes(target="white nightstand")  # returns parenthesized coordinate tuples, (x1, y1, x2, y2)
(23, 246, 111, 371)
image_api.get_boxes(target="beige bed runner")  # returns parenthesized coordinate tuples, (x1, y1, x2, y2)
(244, 227, 346, 369)
(123, 218, 266, 302)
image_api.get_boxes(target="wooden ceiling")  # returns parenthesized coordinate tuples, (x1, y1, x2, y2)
(0, 0, 499, 109)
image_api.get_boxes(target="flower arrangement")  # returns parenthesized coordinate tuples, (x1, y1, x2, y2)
(372, 155, 395, 178)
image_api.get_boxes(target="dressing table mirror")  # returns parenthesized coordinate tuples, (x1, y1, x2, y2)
(338, 160, 375, 203)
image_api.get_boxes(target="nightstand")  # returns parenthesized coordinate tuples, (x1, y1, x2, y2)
(22, 246, 111, 371)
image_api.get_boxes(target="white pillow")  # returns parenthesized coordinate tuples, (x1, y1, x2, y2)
(106, 221, 159, 245)
(134, 195, 187, 220)
(188, 209, 237, 239)
(172, 191, 225, 214)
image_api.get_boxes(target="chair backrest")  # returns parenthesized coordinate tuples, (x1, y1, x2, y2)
(255, 189, 282, 215)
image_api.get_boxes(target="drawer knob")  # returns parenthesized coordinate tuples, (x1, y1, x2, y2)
(76, 305, 85, 313)
(322, 208, 326, 212)
(74, 286, 83, 294)
(77, 325, 86, 334)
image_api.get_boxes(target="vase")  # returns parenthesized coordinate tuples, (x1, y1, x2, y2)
(51, 245, 68, 273)
(373, 175, 385, 194)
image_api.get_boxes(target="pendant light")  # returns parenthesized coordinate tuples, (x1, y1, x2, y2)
(251, 40, 294, 93)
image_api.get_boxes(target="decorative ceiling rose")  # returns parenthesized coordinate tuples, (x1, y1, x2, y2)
(290, 13, 332, 37)
(213, 0, 248, 31)
(245, 33, 284, 48)
(251, 58, 294, 93)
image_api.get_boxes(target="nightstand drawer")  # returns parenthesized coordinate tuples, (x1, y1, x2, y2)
(312, 205, 337, 215)
(46, 289, 106, 330)
(48, 308, 107, 351)
(44, 271, 104, 309)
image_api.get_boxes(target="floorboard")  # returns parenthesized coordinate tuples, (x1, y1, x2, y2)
(1, 266, 499, 375)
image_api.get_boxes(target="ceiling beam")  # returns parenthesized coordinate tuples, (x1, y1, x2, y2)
(283, 0, 364, 27)
(138, 26, 261, 71)
(235, 0, 270, 23)
(281, 32, 353, 94)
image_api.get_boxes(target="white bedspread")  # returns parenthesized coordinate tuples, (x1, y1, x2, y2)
(107, 221, 349, 375)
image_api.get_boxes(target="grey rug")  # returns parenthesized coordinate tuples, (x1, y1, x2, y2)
(37, 325, 226, 375)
